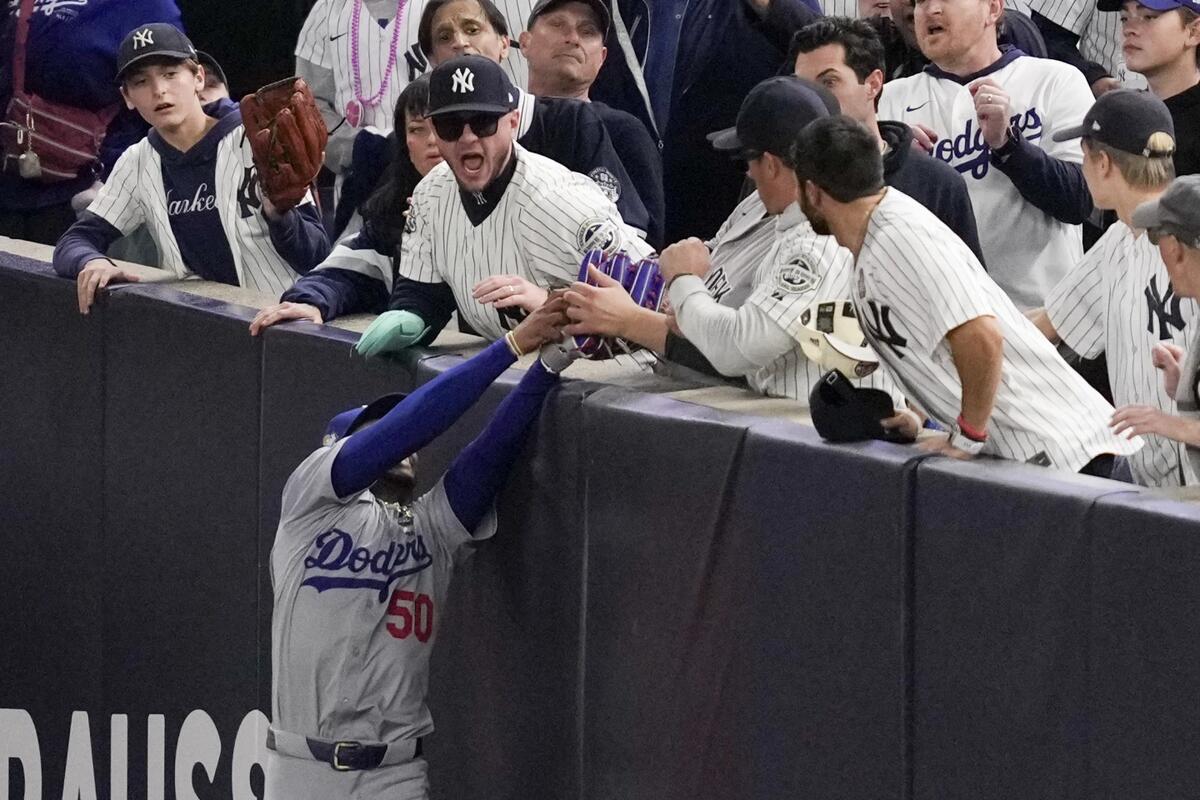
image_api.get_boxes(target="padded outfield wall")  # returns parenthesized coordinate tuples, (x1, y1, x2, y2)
(3, 251, 1200, 800)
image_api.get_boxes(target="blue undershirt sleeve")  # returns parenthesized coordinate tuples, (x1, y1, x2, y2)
(266, 202, 332, 275)
(53, 211, 124, 278)
(330, 338, 516, 498)
(443, 361, 560, 532)
(281, 268, 389, 321)
(991, 136, 1093, 225)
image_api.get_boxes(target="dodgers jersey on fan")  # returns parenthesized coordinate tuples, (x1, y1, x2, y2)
(852, 189, 1141, 471)
(398, 143, 652, 340)
(878, 51, 1094, 309)
(296, 0, 533, 133)
(1045, 222, 1196, 486)
(271, 437, 496, 744)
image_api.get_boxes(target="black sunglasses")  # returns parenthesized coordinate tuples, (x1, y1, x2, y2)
(432, 112, 503, 141)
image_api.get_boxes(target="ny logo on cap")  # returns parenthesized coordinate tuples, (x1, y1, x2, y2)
(451, 67, 475, 94)
(132, 28, 154, 49)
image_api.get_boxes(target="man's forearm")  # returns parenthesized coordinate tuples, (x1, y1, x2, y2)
(947, 316, 1004, 431)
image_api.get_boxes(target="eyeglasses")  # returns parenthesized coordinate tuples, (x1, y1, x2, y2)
(432, 113, 503, 141)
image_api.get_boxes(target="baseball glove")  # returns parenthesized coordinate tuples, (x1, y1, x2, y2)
(574, 248, 664, 359)
(240, 77, 327, 212)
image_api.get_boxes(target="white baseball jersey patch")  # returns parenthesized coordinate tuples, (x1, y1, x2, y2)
(878, 54, 1094, 309)
(271, 438, 496, 744)
(1045, 221, 1196, 486)
(397, 145, 652, 341)
(852, 188, 1141, 471)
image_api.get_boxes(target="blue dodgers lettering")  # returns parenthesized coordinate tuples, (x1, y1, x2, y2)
(301, 528, 433, 600)
(933, 107, 1044, 179)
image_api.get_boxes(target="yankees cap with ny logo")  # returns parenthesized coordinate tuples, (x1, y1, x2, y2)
(116, 23, 198, 81)
(427, 55, 518, 118)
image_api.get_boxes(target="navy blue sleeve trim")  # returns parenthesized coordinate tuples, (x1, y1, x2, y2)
(991, 135, 1093, 225)
(388, 276, 458, 346)
(281, 268, 389, 321)
(443, 361, 559, 532)
(266, 202, 332, 275)
(53, 211, 123, 278)
(330, 339, 516, 498)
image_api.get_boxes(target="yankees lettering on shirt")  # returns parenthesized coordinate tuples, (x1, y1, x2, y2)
(878, 51, 1095, 310)
(1045, 221, 1197, 486)
(851, 188, 1140, 471)
(167, 182, 218, 216)
(702, 192, 779, 310)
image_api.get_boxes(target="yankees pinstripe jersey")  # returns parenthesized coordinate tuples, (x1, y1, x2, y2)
(271, 437, 494, 747)
(1044, 221, 1195, 486)
(1175, 327, 1200, 485)
(1027, 0, 1147, 88)
(877, 51, 1094, 309)
(296, 0, 533, 135)
(702, 192, 776, 310)
(852, 189, 1141, 471)
(741, 205, 902, 402)
(80, 112, 320, 297)
(397, 143, 652, 340)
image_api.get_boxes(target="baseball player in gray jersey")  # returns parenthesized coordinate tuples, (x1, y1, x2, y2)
(354, 54, 650, 356)
(1116, 176, 1200, 483)
(795, 115, 1141, 472)
(1031, 90, 1195, 486)
(267, 300, 571, 800)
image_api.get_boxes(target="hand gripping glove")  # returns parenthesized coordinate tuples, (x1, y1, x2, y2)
(573, 248, 664, 360)
(240, 77, 328, 212)
(354, 310, 430, 357)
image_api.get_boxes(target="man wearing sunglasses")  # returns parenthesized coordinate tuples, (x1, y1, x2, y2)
(356, 54, 652, 356)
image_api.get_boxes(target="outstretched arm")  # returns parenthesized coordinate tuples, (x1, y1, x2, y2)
(443, 360, 560, 533)
(331, 299, 568, 497)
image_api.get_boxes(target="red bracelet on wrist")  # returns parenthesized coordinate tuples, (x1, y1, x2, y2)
(956, 414, 988, 442)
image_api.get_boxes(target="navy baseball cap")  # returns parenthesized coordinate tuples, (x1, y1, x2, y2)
(1134, 176, 1200, 248)
(427, 55, 518, 117)
(1052, 89, 1176, 158)
(196, 51, 228, 88)
(808, 370, 908, 444)
(708, 76, 838, 160)
(116, 23, 198, 80)
(1097, 0, 1200, 13)
(323, 393, 407, 446)
(526, 0, 609, 32)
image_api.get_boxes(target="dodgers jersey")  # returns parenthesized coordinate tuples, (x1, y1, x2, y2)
(852, 189, 1141, 471)
(1026, 0, 1147, 89)
(296, 0, 533, 134)
(878, 51, 1094, 309)
(397, 143, 653, 341)
(271, 437, 496, 744)
(1045, 221, 1196, 486)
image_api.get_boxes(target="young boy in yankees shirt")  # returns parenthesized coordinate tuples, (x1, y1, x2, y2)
(795, 115, 1140, 472)
(53, 24, 330, 314)
(1030, 90, 1196, 486)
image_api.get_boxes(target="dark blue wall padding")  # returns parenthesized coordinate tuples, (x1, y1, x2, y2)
(1088, 491, 1200, 797)
(910, 458, 1127, 800)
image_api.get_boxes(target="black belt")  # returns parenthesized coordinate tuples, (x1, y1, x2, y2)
(267, 728, 422, 771)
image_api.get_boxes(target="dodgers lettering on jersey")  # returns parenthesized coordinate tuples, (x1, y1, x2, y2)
(851, 188, 1141, 471)
(296, 0, 534, 133)
(270, 437, 496, 744)
(397, 144, 652, 341)
(1045, 221, 1196, 486)
(1026, 0, 1148, 88)
(878, 53, 1094, 309)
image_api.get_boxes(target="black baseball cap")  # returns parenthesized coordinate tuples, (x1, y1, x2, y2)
(708, 76, 838, 159)
(1052, 89, 1176, 157)
(1134, 176, 1200, 248)
(1097, 0, 1200, 13)
(809, 370, 910, 444)
(116, 23, 198, 80)
(427, 54, 518, 117)
(526, 0, 610, 32)
(196, 51, 227, 88)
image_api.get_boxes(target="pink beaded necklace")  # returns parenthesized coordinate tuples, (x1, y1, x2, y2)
(345, 0, 407, 128)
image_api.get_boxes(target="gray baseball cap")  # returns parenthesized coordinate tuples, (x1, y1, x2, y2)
(1133, 176, 1200, 248)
